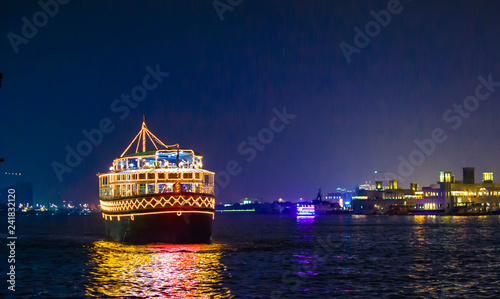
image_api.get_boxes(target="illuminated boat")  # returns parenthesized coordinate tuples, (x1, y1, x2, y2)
(98, 118, 215, 243)
(297, 203, 315, 216)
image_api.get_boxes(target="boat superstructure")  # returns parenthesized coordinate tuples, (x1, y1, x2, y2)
(98, 119, 215, 243)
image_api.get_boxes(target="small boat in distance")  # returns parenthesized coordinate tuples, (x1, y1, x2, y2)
(297, 203, 316, 216)
(97, 118, 215, 243)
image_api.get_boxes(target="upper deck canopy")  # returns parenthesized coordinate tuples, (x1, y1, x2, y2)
(122, 149, 202, 158)
(109, 118, 205, 172)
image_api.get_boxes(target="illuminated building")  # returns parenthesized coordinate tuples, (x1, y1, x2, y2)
(358, 181, 375, 190)
(415, 168, 500, 215)
(389, 179, 399, 190)
(352, 167, 500, 215)
(325, 192, 344, 207)
(98, 119, 215, 243)
(483, 172, 493, 183)
(352, 180, 418, 215)
(325, 188, 354, 208)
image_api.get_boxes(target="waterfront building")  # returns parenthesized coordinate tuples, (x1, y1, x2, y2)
(325, 190, 355, 208)
(325, 192, 344, 207)
(416, 168, 500, 215)
(352, 167, 500, 215)
(352, 180, 419, 214)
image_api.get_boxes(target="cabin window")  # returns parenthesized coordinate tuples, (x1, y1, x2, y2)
(139, 173, 146, 180)
(195, 173, 200, 179)
(148, 173, 155, 180)
(204, 174, 214, 186)
(148, 184, 155, 193)
(183, 173, 193, 179)
(158, 173, 165, 179)
(139, 184, 146, 194)
(168, 173, 179, 179)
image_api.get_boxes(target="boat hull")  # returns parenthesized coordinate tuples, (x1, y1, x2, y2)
(103, 208, 213, 243)
(100, 192, 215, 244)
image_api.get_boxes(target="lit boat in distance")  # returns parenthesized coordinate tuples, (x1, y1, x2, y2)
(297, 203, 316, 217)
(97, 118, 215, 243)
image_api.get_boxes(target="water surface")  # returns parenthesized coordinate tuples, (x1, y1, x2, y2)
(1, 213, 499, 298)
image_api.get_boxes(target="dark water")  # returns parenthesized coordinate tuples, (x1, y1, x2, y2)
(1, 213, 500, 298)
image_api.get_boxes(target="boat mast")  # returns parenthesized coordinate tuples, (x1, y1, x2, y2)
(142, 115, 147, 152)
(120, 116, 179, 157)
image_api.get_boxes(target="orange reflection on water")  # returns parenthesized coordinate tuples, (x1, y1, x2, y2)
(85, 241, 231, 298)
(408, 215, 450, 297)
(409, 215, 431, 279)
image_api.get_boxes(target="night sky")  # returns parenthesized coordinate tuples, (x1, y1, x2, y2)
(1, 0, 500, 205)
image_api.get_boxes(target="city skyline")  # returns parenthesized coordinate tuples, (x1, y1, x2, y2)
(2, 1, 500, 204)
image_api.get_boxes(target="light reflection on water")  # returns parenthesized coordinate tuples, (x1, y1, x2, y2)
(85, 241, 231, 298)
(9, 213, 500, 298)
(406, 215, 500, 297)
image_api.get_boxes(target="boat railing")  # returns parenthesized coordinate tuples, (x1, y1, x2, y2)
(113, 162, 200, 172)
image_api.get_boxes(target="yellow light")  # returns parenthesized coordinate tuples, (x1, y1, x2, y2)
(85, 241, 230, 297)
